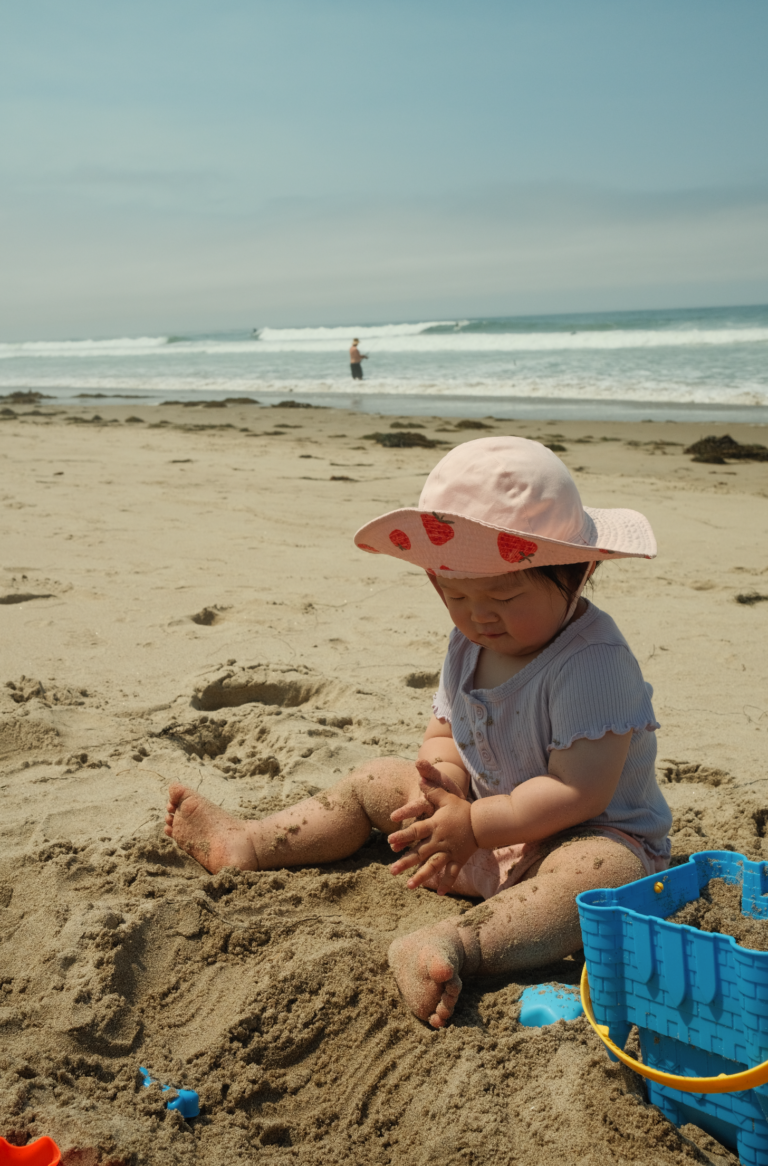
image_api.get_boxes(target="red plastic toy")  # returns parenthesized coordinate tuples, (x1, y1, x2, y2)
(0, 1137, 61, 1166)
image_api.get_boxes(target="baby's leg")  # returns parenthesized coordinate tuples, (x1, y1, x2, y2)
(388, 834, 644, 1028)
(165, 757, 421, 873)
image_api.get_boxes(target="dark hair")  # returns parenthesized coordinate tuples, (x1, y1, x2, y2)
(527, 561, 600, 606)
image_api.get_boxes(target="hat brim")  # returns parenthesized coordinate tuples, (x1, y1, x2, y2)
(354, 506, 656, 576)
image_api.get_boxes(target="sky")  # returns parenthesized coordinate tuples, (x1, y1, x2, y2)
(2, 0, 768, 338)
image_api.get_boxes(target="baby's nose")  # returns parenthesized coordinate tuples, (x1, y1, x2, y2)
(472, 607, 499, 623)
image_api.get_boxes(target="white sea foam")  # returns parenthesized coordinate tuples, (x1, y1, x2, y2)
(257, 321, 455, 341)
(2, 323, 767, 360)
(0, 336, 169, 359)
(3, 372, 766, 407)
(254, 327, 768, 354)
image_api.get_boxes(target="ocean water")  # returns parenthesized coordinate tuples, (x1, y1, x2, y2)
(2, 304, 767, 422)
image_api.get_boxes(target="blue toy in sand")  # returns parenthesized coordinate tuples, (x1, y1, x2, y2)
(139, 1067, 200, 1119)
(519, 983, 584, 1028)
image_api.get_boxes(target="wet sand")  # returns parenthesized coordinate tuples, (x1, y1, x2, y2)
(0, 399, 766, 1164)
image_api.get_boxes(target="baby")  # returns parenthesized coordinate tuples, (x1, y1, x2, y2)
(165, 437, 672, 1027)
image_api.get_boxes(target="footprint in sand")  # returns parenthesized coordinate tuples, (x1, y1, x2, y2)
(190, 605, 230, 626)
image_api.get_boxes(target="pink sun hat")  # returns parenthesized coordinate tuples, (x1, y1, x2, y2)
(353, 436, 656, 577)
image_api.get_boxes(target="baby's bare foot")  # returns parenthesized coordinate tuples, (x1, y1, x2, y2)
(164, 784, 259, 873)
(388, 920, 469, 1028)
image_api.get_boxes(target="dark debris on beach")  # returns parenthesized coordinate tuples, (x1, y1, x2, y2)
(363, 431, 440, 448)
(0, 390, 51, 404)
(685, 434, 768, 464)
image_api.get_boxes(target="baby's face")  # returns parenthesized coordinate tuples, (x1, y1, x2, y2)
(435, 569, 569, 659)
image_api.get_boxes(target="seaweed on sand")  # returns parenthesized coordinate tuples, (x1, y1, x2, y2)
(684, 434, 768, 464)
(364, 431, 440, 448)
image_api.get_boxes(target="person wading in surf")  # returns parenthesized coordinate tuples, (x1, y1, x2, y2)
(349, 338, 367, 380)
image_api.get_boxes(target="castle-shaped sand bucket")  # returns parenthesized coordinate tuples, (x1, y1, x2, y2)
(577, 851, 768, 1165)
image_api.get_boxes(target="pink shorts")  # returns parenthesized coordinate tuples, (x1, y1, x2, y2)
(450, 826, 670, 902)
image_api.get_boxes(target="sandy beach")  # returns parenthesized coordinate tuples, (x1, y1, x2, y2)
(1, 397, 767, 1165)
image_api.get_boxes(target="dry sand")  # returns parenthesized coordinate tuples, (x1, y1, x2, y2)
(1, 398, 767, 1164)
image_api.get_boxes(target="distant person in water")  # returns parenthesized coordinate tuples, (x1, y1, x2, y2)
(349, 338, 367, 380)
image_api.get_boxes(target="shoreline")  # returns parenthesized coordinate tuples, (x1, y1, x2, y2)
(4, 388, 768, 424)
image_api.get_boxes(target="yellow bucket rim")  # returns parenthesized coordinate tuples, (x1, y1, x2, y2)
(580, 963, 768, 1094)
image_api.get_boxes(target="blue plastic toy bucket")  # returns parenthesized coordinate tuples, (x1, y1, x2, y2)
(577, 851, 768, 1165)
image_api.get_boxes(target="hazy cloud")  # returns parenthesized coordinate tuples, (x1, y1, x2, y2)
(2, 1, 767, 336)
(2, 182, 767, 337)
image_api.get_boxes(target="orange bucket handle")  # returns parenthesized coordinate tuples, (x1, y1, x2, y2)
(580, 963, 768, 1094)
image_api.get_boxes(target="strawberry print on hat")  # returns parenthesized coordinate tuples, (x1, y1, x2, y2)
(420, 513, 455, 546)
(357, 543, 380, 554)
(497, 532, 537, 564)
(389, 529, 411, 551)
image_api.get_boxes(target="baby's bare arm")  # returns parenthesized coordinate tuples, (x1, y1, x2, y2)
(418, 715, 470, 796)
(470, 730, 632, 848)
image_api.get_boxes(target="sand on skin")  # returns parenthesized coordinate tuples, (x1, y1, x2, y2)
(0, 399, 766, 1164)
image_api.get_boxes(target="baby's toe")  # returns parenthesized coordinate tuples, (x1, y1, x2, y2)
(430, 975, 461, 1027)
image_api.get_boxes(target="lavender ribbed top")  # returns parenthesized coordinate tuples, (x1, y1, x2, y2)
(433, 601, 672, 854)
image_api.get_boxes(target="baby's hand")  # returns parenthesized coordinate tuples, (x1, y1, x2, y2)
(389, 760, 467, 825)
(388, 764, 478, 895)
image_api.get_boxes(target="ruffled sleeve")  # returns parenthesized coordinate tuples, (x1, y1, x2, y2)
(547, 643, 659, 752)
